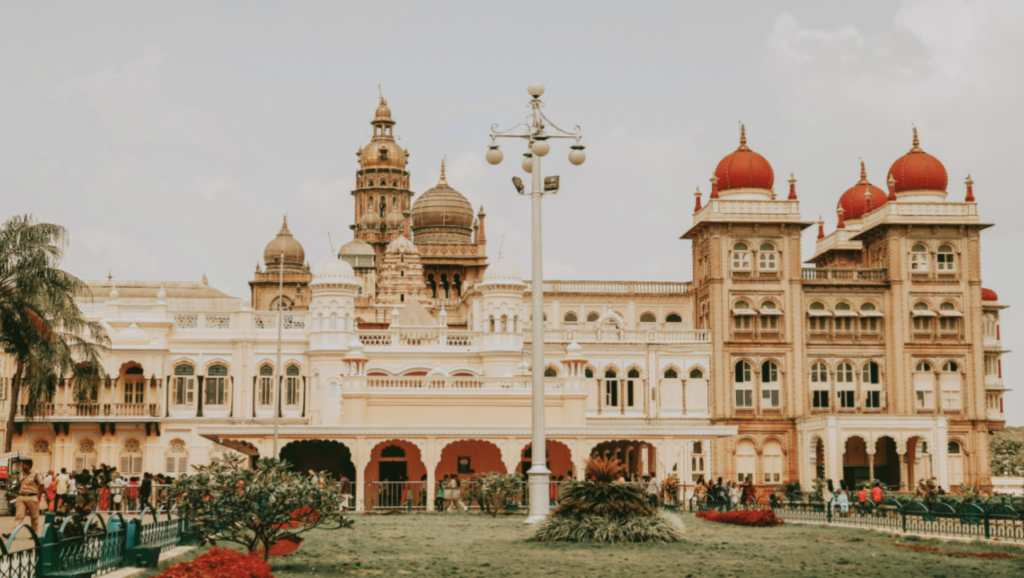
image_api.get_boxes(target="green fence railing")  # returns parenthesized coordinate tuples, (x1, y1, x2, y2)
(688, 494, 1024, 542)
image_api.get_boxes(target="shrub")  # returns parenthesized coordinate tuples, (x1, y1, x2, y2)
(696, 509, 783, 527)
(468, 472, 523, 517)
(155, 547, 272, 578)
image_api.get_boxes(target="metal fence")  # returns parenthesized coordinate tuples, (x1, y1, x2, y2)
(688, 494, 1024, 542)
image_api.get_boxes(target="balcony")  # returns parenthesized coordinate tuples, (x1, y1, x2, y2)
(801, 268, 888, 285)
(359, 329, 480, 351)
(528, 280, 691, 295)
(524, 328, 710, 344)
(344, 376, 578, 391)
(16, 403, 162, 420)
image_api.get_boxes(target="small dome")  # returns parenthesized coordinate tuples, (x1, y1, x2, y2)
(263, 216, 306, 268)
(360, 210, 382, 229)
(359, 139, 407, 170)
(115, 322, 149, 345)
(567, 340, 583, 355)
(410, 161, 475, 244)
(314, 257, 355, 280)
(338, 238, 375, 257)
(480, 253, 525, 287)
(375, 101, 392, 123)
(714, 125, 774, 193)
(889, 127, 948, 194)
(838, 161, 888, 220)
(385, 208, 405, 229)
(982, 288, 999, 302)
(386, 234, 418, 254)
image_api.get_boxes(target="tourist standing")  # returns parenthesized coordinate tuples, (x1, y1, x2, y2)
(436, 476, 445, 511)
(55, 468, 70, 512)
(823, 479, 835, 512)
(870, 482, 883, 505)
(140, 473, 154, 512)
(646, 472, 661, 509)
(836, 480, 850, 515)
(339, 473, 352, 512)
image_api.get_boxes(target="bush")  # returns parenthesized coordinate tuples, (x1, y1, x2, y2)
(696, 509, 783, 527)
(155, 547, 272, 578)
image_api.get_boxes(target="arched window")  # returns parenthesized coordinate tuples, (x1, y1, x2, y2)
(666, 313, 682, 323)
(206, 364, 228, 405)
(760, 301, 779, 330)
(937, 244, 955, 271)
(32, 439, 52, 473)
(285, 365, 301, 406)
(166, 439, 189, 474)
(124, 366, 145, 405)
(544, 367, 557, 377)
(862, 362, 881, 408)
(604, 370, 618, 407)
(939, 302, 960, 332)
(759, 242, 777, 271)
(732, 242, 750, 270)
(584, 368, 594, 378)
(690, 441, 706, 483)
(173, 364, 195, 405)
(913, 302, 933, 331)
(489, 315, 495, 333)
(120, 439, 143, 475)
(258, 365, 274, 406)
(810, 363, 829, 408)
(74, 439, 97, 473)
(329, 312, 338, 330)
(587, 312, 600, 323)
(626, 369, 640, 408)
(836, 363, 855, 408)
(911, 243, 929, 272)
(859, 302, 879, 331)
(733, 300, 752, 330)
(564, 312, 578, 323)
(639, 313, 657, 323)
(941, 361, 961, 409)
(761, 361, 780, 408)
(736, 439, 756, 483)
(808, 302, 828, 331)
(914, 362, 934, 409)
(734, 361, 753, 408)
(664, 368, 678, 379)
(834, 302, 853, 332)
(500, 315, 509, 333)
(947, 440, 964, 486)
(689, 368, 703, 379)
(763, 440, 783, 483)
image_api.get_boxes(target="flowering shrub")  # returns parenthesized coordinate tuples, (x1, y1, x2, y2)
(155, 547, 272, 578)
(696, 509, 783, 527)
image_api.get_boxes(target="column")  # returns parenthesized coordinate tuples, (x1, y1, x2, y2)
(867, 451, 875, 481)
(425, 437, 437, 512)
(641, 444, 649, 475)
(898, 452, 909, 491)
(354, 437, 367, 512)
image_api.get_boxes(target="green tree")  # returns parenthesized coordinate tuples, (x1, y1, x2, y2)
(171, 454, 352, 561)
(0, 215, 108, 451)
(990, 427, 1024, 476)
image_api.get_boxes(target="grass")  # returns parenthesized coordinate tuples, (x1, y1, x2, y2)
(146, 512, 1024, 577)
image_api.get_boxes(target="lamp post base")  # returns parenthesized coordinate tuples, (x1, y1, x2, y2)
(524, 466, 552, 524)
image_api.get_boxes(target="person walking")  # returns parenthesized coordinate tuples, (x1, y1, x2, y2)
(646, 472, 661, 509)
(139, 473, 154, 512)
(728, 480, 740, 508)
(436, 475, 445, 512)
(823, 479, 835, 513)
(6, 459, 44, 537)
(339, 473, 352, 512)
(836, 480, 850, 515)
(55, 468, 70, 512)
(45, 475, 57, 512)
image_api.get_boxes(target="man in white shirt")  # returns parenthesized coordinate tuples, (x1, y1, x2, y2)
(55, 468, 70, 512)
(646, 472, 662, 509)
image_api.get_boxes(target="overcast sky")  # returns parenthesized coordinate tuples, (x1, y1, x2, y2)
(2, 1, 1022, 425)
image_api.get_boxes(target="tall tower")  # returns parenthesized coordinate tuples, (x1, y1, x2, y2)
(352, 90, 414, 265)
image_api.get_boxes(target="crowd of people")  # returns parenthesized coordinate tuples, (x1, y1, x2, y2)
(692, 475, 759, 507)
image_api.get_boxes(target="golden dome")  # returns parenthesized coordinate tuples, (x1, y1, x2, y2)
(360, 209, 382, 229)
(263, 216, 305, 269)
(410, 160, 475, 244)
(385, 207, 405, 229)
(358, 139, 407, 170)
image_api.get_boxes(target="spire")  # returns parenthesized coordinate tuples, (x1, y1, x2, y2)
(709, 175, 719, 199)
(378, 83, 385, 105)
(438, 157, 448, 186)
(836, 206, 846, 229)
(858, 159, 869, 185)
(736, 123, 750, 152)
(887, 173, 898, 201)
(788, 173, 797, 200)
(279, 215, 291, 235)
(817, 216, 825, 240)
(965, 174, 975, 202)
(693, 187, 702, 212)
(909, 125, 923, 153)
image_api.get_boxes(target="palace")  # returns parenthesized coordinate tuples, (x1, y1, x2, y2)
(1, 96, 1009, 507)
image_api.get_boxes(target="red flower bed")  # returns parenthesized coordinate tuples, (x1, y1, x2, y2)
(894, 543, 1016, 559)
(155, 547, 273, 578)
(696, 509, 783, 527)
(256, 534, 304, 558)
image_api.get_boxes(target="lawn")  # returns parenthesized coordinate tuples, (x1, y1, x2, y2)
(149, 512, 1024, 577)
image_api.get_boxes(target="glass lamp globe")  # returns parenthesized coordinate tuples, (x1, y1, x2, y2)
(486, 145, 503, 165)
(527, 81, 545, 98)
(522, 154, 533, 173)
(531, 139, 550, 157)
(568, 145, 586, 166)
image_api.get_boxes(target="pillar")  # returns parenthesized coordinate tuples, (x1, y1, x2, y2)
(354, 437, 367, 512)
(868, 451, 875, 481)
(899, 452, 909, 491)
(425, 438, 437, 512)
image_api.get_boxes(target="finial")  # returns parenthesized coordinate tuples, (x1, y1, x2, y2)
(438, 157, 447, 185)
(787, 173, 797, 200)
(887, 173, 898, 201)
(157, 285, 166, 301)
(109, 283, 119, 300)
(965, 174, 975, 202)
(498, 234, 505, 259)
(378, 83, 385, 105)
(858, 159, 868, 184)
(202, 273, 209, 285)
(709, 175, 720, 199)
(909, 125, 922, 153)
(107, 268, 113, 282)
(280, 214, 290, 233)
(693, 186, 702, 213)
(817, 216, 825, 240)
(836, 206, 846, 229)
(737, 123, 749, 151)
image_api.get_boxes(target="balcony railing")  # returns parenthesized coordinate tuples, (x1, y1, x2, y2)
(17, 403, 161, 418)
(524, 328, 710, 344)
(359, 329, 481, 350)
(801, 268, 888, 283)
(345, 376, 578, 391)
(529, 281, 691, 295)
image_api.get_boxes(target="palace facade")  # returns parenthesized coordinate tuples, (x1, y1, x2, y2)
(1, 96, 1010, 507)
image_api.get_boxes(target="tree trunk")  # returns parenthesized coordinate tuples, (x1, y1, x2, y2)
(4, 361, 22, 453)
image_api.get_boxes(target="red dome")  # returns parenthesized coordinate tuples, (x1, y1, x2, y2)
(888, 128, 947, 193)
(838, 161, 888, 220)
(714, 125, 774, 192)
(982, 288, 998, 302)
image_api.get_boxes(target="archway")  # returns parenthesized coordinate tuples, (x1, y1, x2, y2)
(588, 440, 656, 480)
(279, 440, 355, 483)
(520, 441, 574, 480)
(906, 436, 932, 486)
(842, 436, 869, 490)
(435, 440, 506, 481)
(810, 435, 825, 480)
(873, 436, 900, 489)
(364, 440, 427, 509)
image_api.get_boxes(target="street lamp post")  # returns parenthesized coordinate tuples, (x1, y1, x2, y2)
(487, 81, 585, 524)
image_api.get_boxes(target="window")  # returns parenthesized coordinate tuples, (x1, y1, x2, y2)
(666, 313, 682, 323)
(544, 368, 557, 377)
(285, 365, 301, 406)
(808, 302, 828, 331)
(689, 368, 704, 379)
(640, 313, 657, 323)
(166, 439, 189, 474)
(604, 370, 618, 406)
(124, 366, 145, 404)
(32, 439, 51, 473)
(761, 361, 780, 408)
(937, 244, 955, 271)
(626, 369, 639, 407)
(206, 364, 228, 405)
(564, 312, 578, 323)
(760, 301, 778, 330)
(664, 368, 678, 379)
(328, 378, 341, 401)
(120, 439, 143, 475)
(691, 441, 706, 483)
(862, 362, 881, 408)
(913, 302, 932, 331)
(763, 440, 783, 483)
(941, 361, 961, 409)
(836, 363, 855, 408)
(173, 365, 195, 405)
(585, 368, 594, 378)
(734, 361, 753, 408)
(939, 302, 960, 331)
(587, 312, 600, 323)
(732, 242, 750, 270)
(810, 363, 829, 408)
(758, 243, 777, 270)
(259, 365, 274, 406)
(74, 439, 97, 472)
(833, 302, 852, 332)
(859, 302, 879, 331)
(734, 300, 752, 330)
(736, 439, 755, 484)
(985, 355, 998, 376)
(911, 243, 929, 271)
(914, 362, 934, 409)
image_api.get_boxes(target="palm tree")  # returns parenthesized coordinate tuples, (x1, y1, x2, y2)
(0, 215, 108, 452)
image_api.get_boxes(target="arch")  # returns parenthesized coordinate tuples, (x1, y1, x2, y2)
(665, 313, 683, 323)
(586, 312, 600, 323)
(435, 439, 507, 481)
(119, 437, 144, 476)
(735, 439, 756, 483)
(763, 439, 784, 484)
(639, 312, 657, 323)
(280, 440, 355, 488)
(201, 358, 232, 372)
(521, 440, 575, 479)
(165, 438, 189, 475)
(600, 364, 621, 377)
(543, 366, 558, 377)
(809, 434, 826, 479)
(118, 361, 144, 377)
(595, 311, 624, 329)
(686, 364, 708, 379)
(30, 438, 52, 473)
(947, 438, 966, 487)
(661, 365, 681, 379)
(563, 311, 578, 323)
(587, 440, 656, 479)
(364, 439, 427, 489)
(625, 365, 643, 379)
